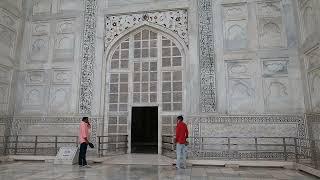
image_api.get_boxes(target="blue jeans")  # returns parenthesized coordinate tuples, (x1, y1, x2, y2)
(176, 143, 187, 168)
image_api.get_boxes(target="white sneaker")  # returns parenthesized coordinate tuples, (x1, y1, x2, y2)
(84, 165, 92, 168)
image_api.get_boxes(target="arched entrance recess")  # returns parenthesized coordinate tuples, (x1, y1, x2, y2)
(103, 24, 187, 154)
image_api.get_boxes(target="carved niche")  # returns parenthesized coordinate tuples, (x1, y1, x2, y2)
(54, 20, 75, 61)
(223, 3, 248, 50)
(301, 0, 316, 40)
(49, 86, 71, 113)
(23, 87, 44, 106)
(226, 60, 255, 114)
(0, 85, 8, 104)
(32, 0, 52, 15)
(228, 79, 255, 113)
(0, 25, 15, 54)
(306, 47, 320, 71)
(264, 78, 290, 113)
(30, 22, 50, 63)
(257, 1, 284, 48)
(308, 68, 320, 112)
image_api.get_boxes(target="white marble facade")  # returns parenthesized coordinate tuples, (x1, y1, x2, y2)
(0, 0, 319, 156)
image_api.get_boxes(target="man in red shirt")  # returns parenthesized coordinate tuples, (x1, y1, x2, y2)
(175, 115, 188, 169)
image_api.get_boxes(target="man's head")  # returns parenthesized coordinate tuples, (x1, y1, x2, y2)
(177, 115, 183, 123)
(82, 117, 89, 123)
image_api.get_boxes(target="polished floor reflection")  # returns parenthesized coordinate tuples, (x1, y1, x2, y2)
(0, 161, 318, 180)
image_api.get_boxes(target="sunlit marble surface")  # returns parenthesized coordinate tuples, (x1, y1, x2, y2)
(0, 161, 318, 180)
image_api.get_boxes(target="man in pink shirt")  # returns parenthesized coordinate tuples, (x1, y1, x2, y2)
(79, 117, 91, 167)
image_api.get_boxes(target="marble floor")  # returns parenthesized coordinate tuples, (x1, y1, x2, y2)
(0, 161, 319, 180)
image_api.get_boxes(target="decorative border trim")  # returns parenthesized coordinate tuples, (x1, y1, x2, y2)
(198, 0, 217, 113)
(79, 0, 97, 114)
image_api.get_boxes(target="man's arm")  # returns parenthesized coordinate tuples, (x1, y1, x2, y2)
(185, 124, 189, 139)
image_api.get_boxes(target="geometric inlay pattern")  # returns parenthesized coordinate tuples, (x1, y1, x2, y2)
(79, 0, 97, 114)
(105, 10, 188, 49)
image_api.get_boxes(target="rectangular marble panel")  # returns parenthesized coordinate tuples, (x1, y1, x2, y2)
(200, 123, 297, 138)
(58, 0, 83, 12)
(52, 69, 72, 84)
(223, 3, 247, 20)
(26, 70, 47, 85)
(32, 0, 52, 15)
(262, 59, 289, 77)
(19, 123, 79, 136)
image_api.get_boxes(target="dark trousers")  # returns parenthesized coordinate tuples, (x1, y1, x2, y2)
(79, 143, 88, 166)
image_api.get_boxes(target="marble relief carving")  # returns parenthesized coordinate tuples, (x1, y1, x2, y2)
(262, 60, 288, 77)
(30, 22, 50, 63)
(228, 79, 255, 113)
(49, 86, 71, 113)
(23, 87, 44, 106)
(54, 20, 75, 61)
(104, 10, 188, 49)
(0, 8, 17, 29)
(79, 0, 97, 114)
(223, 3, 248, 50)
(0, 85, 8, 104)
(0, 25, 15, 52)
(264, 78, 290, 112)
(32, 0, 52, 15)
(226, 61, 255, 113)
(199, 0, 216, 113)
(52, 70, 72, 84)
(307, 47, 320, 70)
(300, 0, 316, 40)
(257, 1, 284, 48)
(0, 66, 10, 83)
(308, 68, 320, 112)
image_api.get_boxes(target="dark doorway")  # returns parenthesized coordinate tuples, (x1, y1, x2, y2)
(131, 107, 158, 154)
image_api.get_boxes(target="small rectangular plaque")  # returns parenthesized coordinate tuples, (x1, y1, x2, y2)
(54, 147, 79, 165)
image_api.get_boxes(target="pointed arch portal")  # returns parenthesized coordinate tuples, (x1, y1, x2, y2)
(103, 25, 187, 153)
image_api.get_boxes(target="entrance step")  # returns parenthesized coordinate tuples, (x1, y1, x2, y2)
(101, 154, 173, 165)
